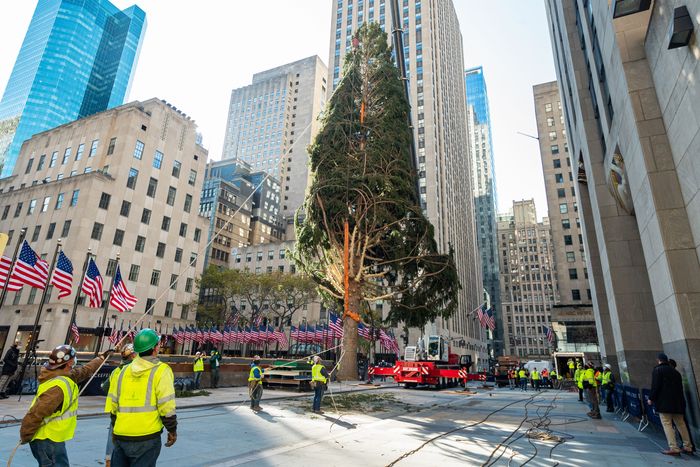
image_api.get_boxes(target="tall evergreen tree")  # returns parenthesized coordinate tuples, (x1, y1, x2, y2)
(295, 23, 459, 380)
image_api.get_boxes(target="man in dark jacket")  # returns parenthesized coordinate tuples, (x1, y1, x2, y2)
(0, 342, 20, 398)
(648, 353, 694, 456)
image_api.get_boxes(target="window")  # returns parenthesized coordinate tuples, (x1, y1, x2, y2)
(557, 188, 566, 198)
(549, 131, 557, 141)
(13, 203, 22, 218)
(127, 168, 138, 189)
(569, 268, 578, 280)
(555, 173, 564, 183)
(179, 223, 187, 237)
(70, 190, 79, 207)
(174, 248, 183, 263)
(545, 103, 552, 112)
(188, 169, 197, 186)
(169, 274, 178, 290)
(165, 302, 174, 317)
(146, 177, 158, 197)
(31, 225, 41, 242)
(133, 140, 144, 159)
(161, 216, 171, 231)
(145, 298, 155, 313)
(107, 137, 116, 155)
(562, 219, 571, 229)
(184, 194, 192, 213)
(566, 251, 575, 262)
(46, 222, 56, 240)
(172, 160, 181, 178)
(559, 203, 568, 214)
(193, 228, 201, 242)
(156, 242, 166, 258)
(62, 148, 71, 164)
(153, 150, 163, 169)
(49, 152, 57, 167)
(61, 220, 71, 237)
(564, 235, 573, 246)
(547, 117, 555, 127)
(41, 196, 50, 212)
(190, 252, 197, 266)
(98, 192, 111, 209)
(185, 278, 193, 293)
(166, 186, 176, 205)
(572, 289, 581, 300)
(37, 155, 46, 170)
(141, 208, 151, 224)
(128, 264, 140, 281)
(91, 222, 104, 240)
(587, 289, 592, 300)
(1, 205, 9, 220)
(135, 235, 146, 252)
(279, 249, 286, 259)
(26, 199, 37, 215)
(150, 270, 161, 286)
(89, 140, 99, 157)
(113, 229, 124, 246)
(25, 157, 34, 173)
(75, 144, 84, 160)
(553, 159, 561, 169)
(120, 201, 131, 217)
(105, 259, 117, 276)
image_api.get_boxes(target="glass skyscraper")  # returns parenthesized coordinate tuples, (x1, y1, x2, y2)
(0, 0, 146, 177)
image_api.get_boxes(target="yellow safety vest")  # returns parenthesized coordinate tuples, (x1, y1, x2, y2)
(104, 366, 124, 413)
(312, 364, 327, 384)
(602, 370, 611, 386)
(584, 368, 597, 387)
(248, 365, 262, 383)
(31, 376, 78, 443)
(193, 358, 204, 372)
(575, 369, 583, 388)
(568, 360, 574, 369)
(531, 370, 540, 380)
(112, 362, 176, 437)
(518, 370, 526, 378)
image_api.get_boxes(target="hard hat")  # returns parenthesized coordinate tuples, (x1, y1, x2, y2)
(604, 363, 611, 370)
(253, 355, 261, 362)
(133, 328, 160, 353)
(121, 344, 134, 358)
(313, 355, 321, 363)
(45, 345, 76, 370)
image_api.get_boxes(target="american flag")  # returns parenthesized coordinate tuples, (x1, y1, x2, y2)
(110, 266, 137, 312)
(275, 327, 288, 348)
(485, 308, 496, 331)
(545, 325, 554, 343)
(291, 325, 299, 342)
(0, 255, 22, 291)
(174, 326, 184, 344)
(108, 319, 120, 344)
(70, 322, 80, 344)
(475, 303, 488, 328)
(253, 314, 263, 328)
(329, 312, 343, 339)
(11, 241, 49, 290)
(50, 251, 73, 299)
(357, 323, 370, 340)
(81, 258, 103, 308)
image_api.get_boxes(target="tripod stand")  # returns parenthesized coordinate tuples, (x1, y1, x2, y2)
(17, 344, 40, 402)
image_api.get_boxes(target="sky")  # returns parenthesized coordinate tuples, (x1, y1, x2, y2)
(0, 1, 556, 217)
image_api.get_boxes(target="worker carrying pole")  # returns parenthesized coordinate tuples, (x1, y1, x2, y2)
(107, 328, 177, 466)
(19, 345, 113, 465)
(248, 355, 264, 412)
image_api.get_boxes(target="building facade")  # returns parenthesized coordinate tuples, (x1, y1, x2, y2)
(221, 56, 327, 219)
(465, 66, 501, 356)
(0, 99, 207, 355)
(498, 200, 557, 359)
(533, 81, 598, 356)
(329, 0, 485, 362)
(0, 0, 146, 177)
(545, 0, 700, 428)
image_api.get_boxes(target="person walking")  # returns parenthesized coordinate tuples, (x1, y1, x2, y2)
(248, 355, 263, 412)
(192, 352, 204, 389)
(584, 362, 600, 419)
(20, 345, 111, 466)
(209, 349, 221, 389)
(311, 355, 330, 414)
(109, 329, 177, 466)
(574, 364, 584, 402)
(518, 368, 528, 391)
(648, 353, 694, 456)
(102, 344, 136, 467)
(0, 341, 20, 398)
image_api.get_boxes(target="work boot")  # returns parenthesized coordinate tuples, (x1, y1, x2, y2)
(253, 406, 263, 412)
(314, 410, 325, 415)
(682, 447, 694, 455)
(661, 450, 681, 456)
(106, 460, 111, 467)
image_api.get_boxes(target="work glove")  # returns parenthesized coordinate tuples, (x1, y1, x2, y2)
(165, 431, 177, 447)
(101, 349, 115, 359)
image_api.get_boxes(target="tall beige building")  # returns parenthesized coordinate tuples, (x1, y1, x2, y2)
(329, 0, 485, 362)
(498, 200, 557, 358)
(533, 81, 598, 355)
(0, 99, 208, 355)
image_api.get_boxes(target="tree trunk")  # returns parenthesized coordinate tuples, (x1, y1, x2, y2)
(338, 317, 358, 381)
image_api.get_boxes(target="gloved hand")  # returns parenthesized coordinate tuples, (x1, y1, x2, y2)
(165, 431, 177, 447)
(101, 349, 115, 359)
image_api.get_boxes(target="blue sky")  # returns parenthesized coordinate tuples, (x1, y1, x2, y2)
(0, 1, 555, 217)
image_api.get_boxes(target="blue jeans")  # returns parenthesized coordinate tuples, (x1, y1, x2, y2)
(193, 371, 202, 389)
(30, 439, 69, 467)
(106, 423, 114, 459)
(313, 384, 325, 411)
(111, 437, 162, 467)
(520, 378, 527, 391)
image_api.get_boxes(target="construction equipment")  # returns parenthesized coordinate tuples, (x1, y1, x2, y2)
(262, 360, 313, 391)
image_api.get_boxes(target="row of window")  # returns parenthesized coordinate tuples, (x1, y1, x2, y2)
(1, 190, 80, 221)
(90, 220, 201, 248)
(25, 140, 101, 175)
(234, 248, 287, 263)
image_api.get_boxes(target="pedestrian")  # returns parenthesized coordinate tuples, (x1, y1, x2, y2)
(209, 349, 221, 389)
(601, 364, 615, 413)
(0, 341, 20, 398)
(102, 344, 136, 467)
(109, 329, 177, 466)
(508, 368, 515, 390)
(541, 367, 549, 388)
(648, 353, 694, 456)
(531, 367, 540, 391)
(20, 345, 111, 466)
(518, 368, 527, 391)
(574, 364, 584, 401)
(311, 355, 330, 414)
(584, 361, 600, 419)
(248, 355, 263, 412)
(193, 351, 204, 389)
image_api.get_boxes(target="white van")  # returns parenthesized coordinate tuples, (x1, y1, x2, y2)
(523, 359, 553, 373)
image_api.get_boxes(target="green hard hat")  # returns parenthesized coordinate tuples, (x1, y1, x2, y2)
(133, 328, 160, 353)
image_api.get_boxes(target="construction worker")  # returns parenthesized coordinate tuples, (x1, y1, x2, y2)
(531, 367, 541, 391)
(601, 364, 616, 412)
(550, 369, 559, 389)
(541, 367, 549, 388)
(103, 344, 136, 467)
(584, 361, 600, 419)
(20, 345, 111, 466)
(311, 355, 330, 414)
(192, 351, 204, 389)
(109, 329, 177, 466)
(518, 367, 528, 391)
(574, 364, 584, 401)
(567, 358, 575, 378)
(248, 355, 263, 412)
(209, 348, 222, 388)
(507, 368, 516, 390)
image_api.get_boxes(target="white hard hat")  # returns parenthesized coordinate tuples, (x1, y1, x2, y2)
(604, 364, 611, 369)
(313, 355, 321, 363)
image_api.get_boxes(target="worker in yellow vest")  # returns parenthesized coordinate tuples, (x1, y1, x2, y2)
(601, 364, 616, 413)
(20, 345, 110, 465)
(574, 364, 584, 401)
(109, 328, 177, 466)
(193, 351, 204, 389)
(531, 367, 541, 391)
(550, 369, 559, 389)
(248, 355, 264, 412)
(102, 344, 136, 467)
(311, 355, 330, 414)
(518, 368, 528, 391)
(584, 362, 601, 419)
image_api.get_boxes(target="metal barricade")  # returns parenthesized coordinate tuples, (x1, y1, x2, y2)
(640, 388, 662, 432)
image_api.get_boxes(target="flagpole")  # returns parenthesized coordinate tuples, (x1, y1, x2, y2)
(16, 240, 62, 401)
(65, 249, 92, 344)
(95, 254, 118, 357)
(0, 228, 26, 309)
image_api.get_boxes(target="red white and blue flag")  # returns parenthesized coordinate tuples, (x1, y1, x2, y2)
(70, 322, 80, 344)
(545, 325, 554, 343)
(485, 308, 496, 331)
(110, 265, 137, 312)
(329, 312, 343, 339)
(11, 241, 49, 290)
(81, 258, 103, 308)
(475, 303, 488, 328)
(50, 251, 73, 299)
(0, 255, 22, 291)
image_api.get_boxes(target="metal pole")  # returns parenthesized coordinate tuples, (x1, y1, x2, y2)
(0, 229, 27, 309)
(94, 254, 118, 357)
(65, 249, 92, 344)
